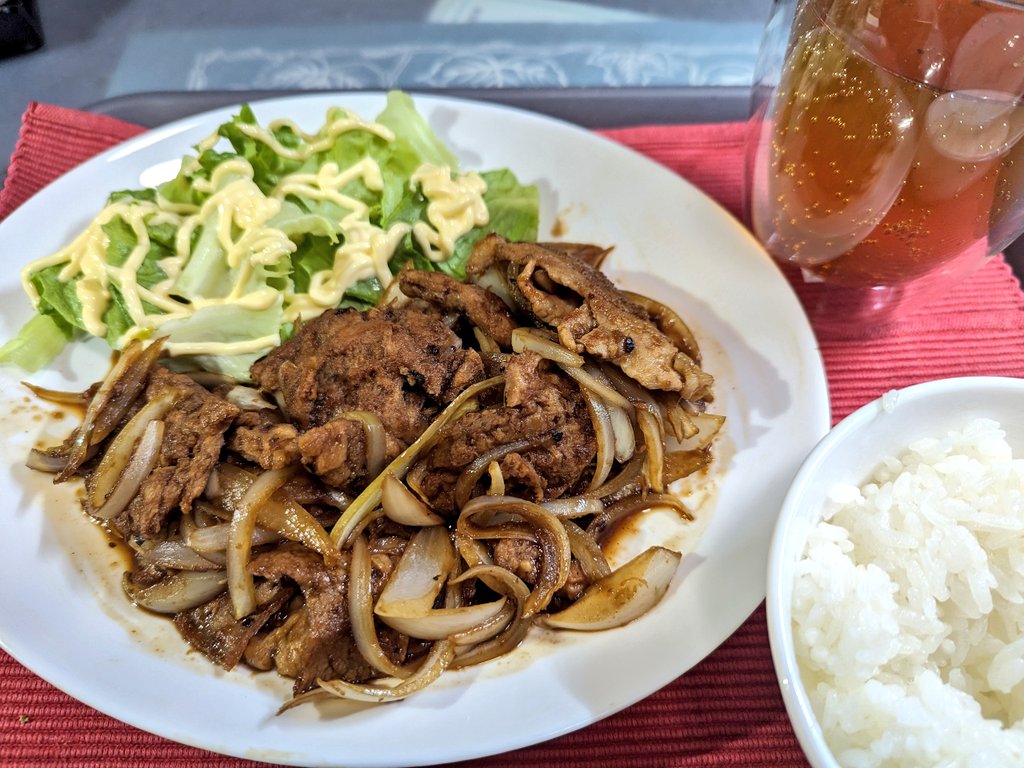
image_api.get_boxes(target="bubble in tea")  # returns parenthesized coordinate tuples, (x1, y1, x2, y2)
(749, 0, 1024, 289)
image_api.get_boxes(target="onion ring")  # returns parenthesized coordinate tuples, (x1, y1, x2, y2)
(349, 534, 411, 679)
(457, 495, 572, 617)
(228, 466, 294, 619)
(315, 640, 456, 703)
(340, 410, 387, 479)
(91, 420, 165, 521)
(453, 436, 543, 509)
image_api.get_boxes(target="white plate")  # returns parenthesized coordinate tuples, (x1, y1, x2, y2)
(0, 92, 829, 766)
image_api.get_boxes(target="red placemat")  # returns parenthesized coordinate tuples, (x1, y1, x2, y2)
(2, 101, 1024, 768)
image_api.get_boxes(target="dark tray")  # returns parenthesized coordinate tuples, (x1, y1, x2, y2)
(86, 86, 754, 130)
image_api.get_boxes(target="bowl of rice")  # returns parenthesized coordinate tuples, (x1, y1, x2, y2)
(767, 376, 1024, 768)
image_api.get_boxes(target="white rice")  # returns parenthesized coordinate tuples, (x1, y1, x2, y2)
(793, 418, 1024, 767)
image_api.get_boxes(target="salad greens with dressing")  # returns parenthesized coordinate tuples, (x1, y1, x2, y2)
(1, 91, 539, 379)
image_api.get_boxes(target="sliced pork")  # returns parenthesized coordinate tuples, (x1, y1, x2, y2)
(408, 351, 596, 514)
(468, 235, 712, 396)
(249, 304, 486, 491)
(113, 367, 239, 537)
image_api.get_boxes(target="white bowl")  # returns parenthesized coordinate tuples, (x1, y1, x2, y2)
(766, 375, 1024, 768)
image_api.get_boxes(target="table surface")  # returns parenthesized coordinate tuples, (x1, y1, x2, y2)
(0, 0, 772, 178)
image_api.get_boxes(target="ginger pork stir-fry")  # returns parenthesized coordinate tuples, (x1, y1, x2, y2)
(28, 235, 723, 707)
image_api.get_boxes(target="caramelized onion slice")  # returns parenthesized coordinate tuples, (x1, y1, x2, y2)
(135, 540, 223, 571)
(453, 436, 541, 509)
(457, 495, 571, 617)
(122, 570, 227, 614)
(254, 496, 336, 564)
(486, 461, 505, 496)
(454, 564, 529, 605)
(340, 410, 387, 479)
(187, 523, 282, 553)
(562, 518, 611, 582)
(454, 535, 493, 572)
(449, 601, 516, 648)
(602, 364, 662, 417)
(21, 381, 92, 406)
(208, 464, 336, 563)
(349, 534, 411, 679)
(636, 409, 665, 493)
(560, 364, 632, 410)
(541, 546, 681, 631)
(374, 526, 455, 618)
(331, 376, 503, 547)
(224, 385, 275, 411)
(26, 446, 82, 474)
(608, 402, 636, 463)
(588, 449, 645, 502)
(381, 473, 444, 527)
(578, 384, 614, 491)
(228, 466, 294, 619)
(89, 392, 177, 512)
(578, 364, 635, 463)
(588, 492, 693, 543)
(472, 327, 501, 355)
(511, 327, 583, 368)
(663, 449, 711, 484)
(91, 420, 165, 521)
(376, 598, 509, 641)
(58, 337, 165, 482)
(445, 567, 523, 648)
(675, 411, 725, 452)
(450, 565, 532, 669)
(541, 496, 604, 518)
(472, 264, 518, 311)
(315, 640, 456, 703)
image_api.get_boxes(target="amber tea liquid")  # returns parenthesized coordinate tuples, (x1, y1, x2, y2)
(750, 0, 1024, 290)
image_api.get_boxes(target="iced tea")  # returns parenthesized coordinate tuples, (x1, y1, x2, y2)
(749, 0, 1024, 289)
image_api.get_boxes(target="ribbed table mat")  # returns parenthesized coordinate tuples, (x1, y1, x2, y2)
(1, 102, 1022, 768)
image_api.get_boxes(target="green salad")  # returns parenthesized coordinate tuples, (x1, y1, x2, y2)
(2, 91, 539, 378)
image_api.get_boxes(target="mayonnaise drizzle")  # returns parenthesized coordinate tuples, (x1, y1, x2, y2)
(411, 164, 489, 261)
(20, 107, 490, 356)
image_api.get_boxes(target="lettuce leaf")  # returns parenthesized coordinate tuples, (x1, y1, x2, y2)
(30, 264, 85, 333)
(7, 91, 542, 375)
(0, 314, 73, 372)
(218, 105, 307, 193)
(101, 216, 170, 289)
(441, 169, 540, 280)
(377, 91, 459, 172)
(375, 91, 461, 221)
(290, 235, 336, 296)
(158, 298, 284, 381)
